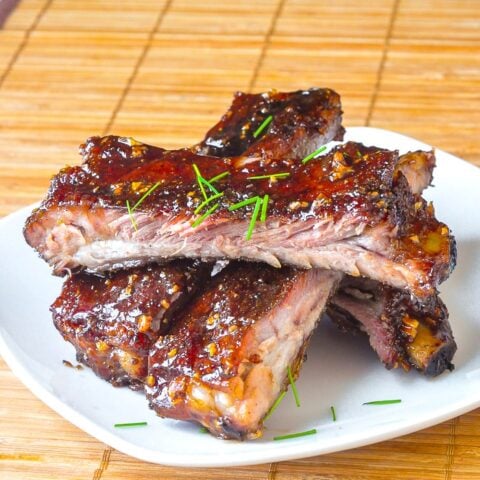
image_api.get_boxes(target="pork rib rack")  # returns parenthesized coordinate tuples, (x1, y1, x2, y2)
(327, 276, 456, 376)
(51, 261, 209, 389)
(327, 149, 456, 375)
(24, 95, 453, 298)
(147, 263, 341, 439)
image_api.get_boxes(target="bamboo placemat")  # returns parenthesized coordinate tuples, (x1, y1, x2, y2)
(0, 1, 479, 478)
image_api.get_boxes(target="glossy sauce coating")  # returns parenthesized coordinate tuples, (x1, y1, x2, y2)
(29, 138, 399, 226)
(51, 261, 209, 388)
(147, 262, 308, 433)
(149, 263, 299, 385)
(196, 88, 344, 157)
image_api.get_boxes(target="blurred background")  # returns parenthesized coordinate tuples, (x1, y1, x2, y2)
(0, 1, 479, 479)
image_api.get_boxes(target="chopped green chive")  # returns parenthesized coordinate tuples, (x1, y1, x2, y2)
(363, 399, 402, 406)
(199, 426, 209, 434)
(199, 176, 219, 195)
(194, 192, 224, 214)
(273, 429, 317, 441)
(264, 391, 286, 422)
(247, 173, 290, 181)
(330, 406, 337, 422)
(114, 421, 148, 428)
(193, 164, 220, 201)
(132, 181, 161, 211)
(245, 197, 262, 241)
(227, 195, 264, 240)
(126, 200, 137, 231)
(209, 171, 230, 183)
(301, 145, 327, 165)
(191, 203, 220, 228)
(260, 194, 269, 222)
(228, 196, 260, 211)
(126, 181, 161, 231)
(287, 365, 300, 408)
(192, 164, 208, 200)
(253, 115, 273, 138)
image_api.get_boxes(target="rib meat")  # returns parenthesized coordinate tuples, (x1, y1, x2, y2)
(194, 89, 344, 158)
(147, 263, 341, 439)
(397, 150, 435, 195)
(51, 261, 209, 388)
(24, 135, 454, 297)
(327, 149, 456, 376)
(327, 276, 456, 376)
(24, 88, 348, 270)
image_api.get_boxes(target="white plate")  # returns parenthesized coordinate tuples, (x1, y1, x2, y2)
(1, 127, 479, 467)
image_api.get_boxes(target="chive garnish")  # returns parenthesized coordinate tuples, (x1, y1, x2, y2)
(253, 115, 273, 138)
(245, 197, 262, 241)
(191, 203, 220, 228)
(287, 365, 300, 407)
(192, 164, 208, 200)
(132, 181, 161, 210)
(301, 145, 327, 165)
(264, 391, 286, 422)
(194, 192, 224, 214)
(228, 195, 263, 240)
(228, 196, 260, 211)
(114, 421, 148, 428)
(330, 406, 337, 422)
(193, 163, 220, 202)
(247, 173, 290, 181)
(209, 171, 230, 183)
(273, 429, 317, 441)
(126, 181, 161, 230)
(363, 399, 402, 405)
(126, 200, 137, 231)
(199, 176, 219, 195)
(199, 426, 209, 434)
(260, 194, 269, 222)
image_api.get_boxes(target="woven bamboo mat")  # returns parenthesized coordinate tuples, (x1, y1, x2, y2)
(0, 0, 479, 478)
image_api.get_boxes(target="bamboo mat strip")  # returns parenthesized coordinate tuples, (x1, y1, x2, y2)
(247, 0, 286, 91)
(365, 0, 399, 125)
(102, 0, 172, 135)
(0, 0, 479, 479)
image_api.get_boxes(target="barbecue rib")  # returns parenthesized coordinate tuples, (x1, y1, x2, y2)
(51, 261, 209, 389)
(24, 135, 454, 297)
(147, 263, 341, 439)
(327, 149, 456, 376)
(194, 89, 343, 158)
(327, 276, 456, 376)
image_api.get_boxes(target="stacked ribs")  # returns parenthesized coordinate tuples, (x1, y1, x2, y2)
(25, 88, 456, 439)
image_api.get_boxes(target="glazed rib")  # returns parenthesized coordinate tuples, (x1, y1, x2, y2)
(51, 261, 209, 388)
(24, 134, 454, 297)
(147, 263, 341, 439)
(194, 89, 344, 158)
(327, 149, 456, 376)
(327, 276, 456, 376)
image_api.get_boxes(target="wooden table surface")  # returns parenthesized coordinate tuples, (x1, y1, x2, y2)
(0, 1, 479, 478)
